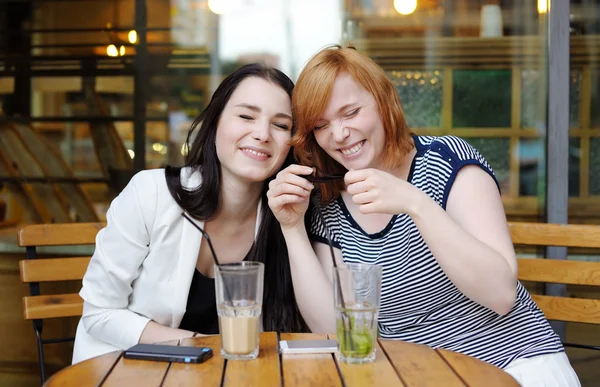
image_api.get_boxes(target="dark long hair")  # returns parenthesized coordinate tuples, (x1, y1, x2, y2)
(165, 64, 309, 333)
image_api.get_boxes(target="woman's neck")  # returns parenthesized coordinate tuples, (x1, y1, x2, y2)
(218, 174, 263, 221)
(393, 146, 417, 181)
(379, 139, 417, 181)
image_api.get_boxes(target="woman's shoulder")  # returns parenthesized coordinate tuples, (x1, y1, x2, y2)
(415, 135, 492, 170)
(415, 135, 478, 159)
(412, 135, 499, 205)
(130, 166, 201, 191)
(114, 167, 201, 232)
(130, 168, 166, 186)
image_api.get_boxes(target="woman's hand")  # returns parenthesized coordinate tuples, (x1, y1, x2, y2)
(345, 168, 426, 216)
(267, 164, 315, 229)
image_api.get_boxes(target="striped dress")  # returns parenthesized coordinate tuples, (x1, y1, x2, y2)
(309, 135, 564, 369)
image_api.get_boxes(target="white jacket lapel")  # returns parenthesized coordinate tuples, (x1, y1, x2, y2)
(171, 168, 204, 327)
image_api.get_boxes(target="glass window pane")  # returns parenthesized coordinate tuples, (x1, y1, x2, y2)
(388, 70, 443, 129)
(569, 71, 581, 129)
(590, 137, 600, 196)
(568, 0, 600, 233)
(569, 137, 580, 197)
(592, 70, 600, 129)
(519, 69, 578, 130)
(521, 69, 543, 130)
(519, 139, 544, 197)
(453, 70, 512, 128)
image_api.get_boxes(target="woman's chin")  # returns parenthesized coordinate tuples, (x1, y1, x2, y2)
(233, 169, 274, 184)
(338, 158, 370, 172)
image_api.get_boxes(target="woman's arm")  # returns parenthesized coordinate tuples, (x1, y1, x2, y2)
(410, 165, 517, 315)
(82, 304, 198, 346)
(267, 164, 339, 333)
(346, 165, 517, 315)
(281, 226, 340, 333)
(139, 321, 198, 343)
(80, 171, 198, 349)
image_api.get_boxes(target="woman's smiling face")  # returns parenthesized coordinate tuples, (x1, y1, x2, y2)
(312, 73, 386, 171)
(215, 76, 293, 183)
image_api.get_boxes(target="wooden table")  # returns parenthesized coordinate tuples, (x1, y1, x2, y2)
(44, 333, 518, 386)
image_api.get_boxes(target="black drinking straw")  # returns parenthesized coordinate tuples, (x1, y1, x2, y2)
(310, 195, 355, 351)
(182, 212, 221, 265)
(305, 173, 345, 183)
(182, 212, 236, 315)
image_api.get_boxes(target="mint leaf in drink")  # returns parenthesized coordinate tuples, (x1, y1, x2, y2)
(351, 330, 373, 356)
(337, 327, 373, 358)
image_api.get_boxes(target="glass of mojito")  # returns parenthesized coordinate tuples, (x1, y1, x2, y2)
(333, 263, 382, 364)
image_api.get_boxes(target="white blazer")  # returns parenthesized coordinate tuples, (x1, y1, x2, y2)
(72, 167, 261, 364)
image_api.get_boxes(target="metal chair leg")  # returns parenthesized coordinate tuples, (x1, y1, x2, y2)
(33, 319, 46, 384)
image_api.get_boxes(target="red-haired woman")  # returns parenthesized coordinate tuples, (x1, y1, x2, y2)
(267, 46, 580, 386)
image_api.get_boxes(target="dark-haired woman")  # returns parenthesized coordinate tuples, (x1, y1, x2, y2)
(73, 64, 307, 364)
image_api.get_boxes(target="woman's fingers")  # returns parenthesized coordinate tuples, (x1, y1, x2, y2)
(346, 181, 369, 196)
(272, 182, 311, 198)
(267, 164, 314, 221)
(285, 164, 314, 176)
(351, 191, 374, 205)
(358, 202, 379, 214)
(271, 165, 314, 192)
(271, 174, 313, 192)
(285, 173, 315, 191)
(268, 194, 306, 211)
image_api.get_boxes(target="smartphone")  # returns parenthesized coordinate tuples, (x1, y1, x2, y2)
(123, 343, 213, 364)
(279, 339, 337, 354)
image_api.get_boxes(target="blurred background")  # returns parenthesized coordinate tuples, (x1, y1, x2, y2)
(0, 0, 598, 226)
(0, 0, 599, 385)
(1, 0, 599, 226)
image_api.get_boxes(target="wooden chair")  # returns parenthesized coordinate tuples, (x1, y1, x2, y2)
(17, 222, 104, 384)
(508, 222, 600, 351)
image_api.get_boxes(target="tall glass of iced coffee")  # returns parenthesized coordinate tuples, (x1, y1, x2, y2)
(214, 262, 264, 360)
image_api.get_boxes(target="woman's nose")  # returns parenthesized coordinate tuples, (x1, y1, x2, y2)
(330, 122, 349, 142)
(252, 122, 270, 142)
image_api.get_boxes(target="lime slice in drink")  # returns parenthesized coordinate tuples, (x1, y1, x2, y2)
(338, 327, 373, 358)
(351, 330, 373, 356)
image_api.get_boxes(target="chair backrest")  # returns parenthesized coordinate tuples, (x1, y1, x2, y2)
(508, 222, 600, 325)
(17, 222, 105, 320)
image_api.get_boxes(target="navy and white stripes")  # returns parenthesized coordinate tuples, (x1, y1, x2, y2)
(309, 135, 563, 369)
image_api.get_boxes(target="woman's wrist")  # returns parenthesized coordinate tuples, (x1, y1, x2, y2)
(281, 223, 308, 240)
(405, 188, 431, 219)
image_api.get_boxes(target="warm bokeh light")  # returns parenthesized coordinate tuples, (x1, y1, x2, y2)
(208, 0, 225, 14)
(537, 0, 548, 14)
(106, 44, 118, 57)
(127, 149, 135, 159)
(153, 143, 168, 155)
(394, 0, 417, 15)
(119, 45, 126, 56)
(128, 30, 137, 44)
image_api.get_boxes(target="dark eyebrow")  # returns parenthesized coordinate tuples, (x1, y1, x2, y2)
(235, 103, 261, 112)
(274, 112, 293, 121)
(235, 103, 292, 121)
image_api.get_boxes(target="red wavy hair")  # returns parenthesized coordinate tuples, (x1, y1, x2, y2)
(290, 45, 413, 202)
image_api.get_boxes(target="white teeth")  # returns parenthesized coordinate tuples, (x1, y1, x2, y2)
(341, 142, 363, 155)
(244, 149, 268, 157)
